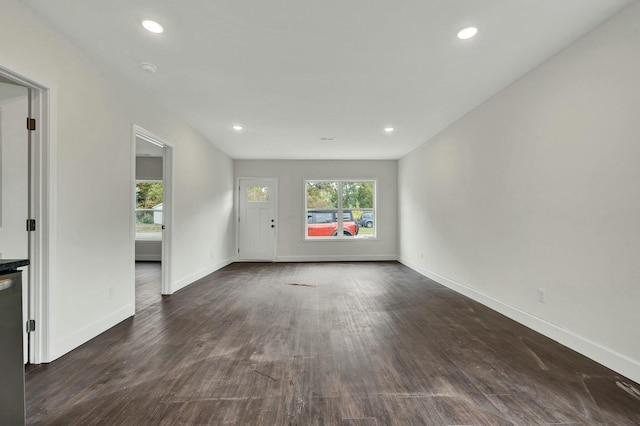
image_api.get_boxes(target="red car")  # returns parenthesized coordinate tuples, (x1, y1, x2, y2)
(307, 210, 359, 237)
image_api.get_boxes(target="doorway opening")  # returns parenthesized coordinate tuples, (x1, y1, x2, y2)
(0, 66, 52, 364)
(0, 80, 30, 363)
(132, 126, 173, 309)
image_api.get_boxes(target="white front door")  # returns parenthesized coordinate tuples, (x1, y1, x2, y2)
(0, 82, 30, 362)
(238, 178, 277, 260)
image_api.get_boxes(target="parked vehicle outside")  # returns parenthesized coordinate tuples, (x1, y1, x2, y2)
(358, 212, 374, 228)
(307, 210, 359, 237)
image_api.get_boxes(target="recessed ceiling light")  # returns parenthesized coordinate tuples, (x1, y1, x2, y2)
(384, 127, 395, 133)
(142, 20, 164, 34)
(457, 27, 478, 40)
(232, 125, 243, 131)
(139, 62, 157, 73)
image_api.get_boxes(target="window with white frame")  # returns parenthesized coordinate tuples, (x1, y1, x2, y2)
(135, 181, 163, 240)
(305, 180, 376, 239)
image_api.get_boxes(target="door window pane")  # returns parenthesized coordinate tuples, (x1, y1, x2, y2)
(247, 186, 269, 202)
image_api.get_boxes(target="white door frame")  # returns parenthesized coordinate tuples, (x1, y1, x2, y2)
(236, 177, 278, 261)
(0, 63, 55, 364)
(132, 125, 173, 296)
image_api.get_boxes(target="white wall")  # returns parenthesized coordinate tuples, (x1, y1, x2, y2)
(399, 4, 640, 382)
(135, 240, 161, 262)
(0, 0, 235, 361)
(235, 160, 397, 261)
(135, 156, 163, 181)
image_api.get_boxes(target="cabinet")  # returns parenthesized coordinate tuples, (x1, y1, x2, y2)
(0, 267, 26, 425)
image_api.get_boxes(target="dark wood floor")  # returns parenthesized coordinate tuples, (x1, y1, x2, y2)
(26, 262, 640, 425)
(135, 261, 162, 314)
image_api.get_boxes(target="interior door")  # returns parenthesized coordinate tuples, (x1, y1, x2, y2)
(0, 82, 30, 363)
(238, 178, 277, 260)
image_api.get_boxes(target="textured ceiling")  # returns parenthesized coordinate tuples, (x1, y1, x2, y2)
(23, 0, 632, 159)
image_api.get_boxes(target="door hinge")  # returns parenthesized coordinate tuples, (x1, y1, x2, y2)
(26, 117, 36, 131)
(26, 319, 36, 333)
(26, 219, 36, 232)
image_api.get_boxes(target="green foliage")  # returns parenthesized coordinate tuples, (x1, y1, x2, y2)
(306, 181, 374, 210)
(140, 212, 154, 224)
(342, 181, 373, 209)
(136, 182, 163, 209)
(135, 211, 156, 225)
(247, 186, 269, 202)
(306, 181, 338, 209)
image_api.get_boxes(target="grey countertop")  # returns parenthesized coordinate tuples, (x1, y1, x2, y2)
(0, 259, 30, 273)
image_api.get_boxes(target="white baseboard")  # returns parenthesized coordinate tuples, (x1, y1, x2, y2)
(276, 254, 398, 262)
(172, 256, 235, 293)
(399, 257, 640, 384)
(135, 255, 161, 261)
(52, 304, 133, 362)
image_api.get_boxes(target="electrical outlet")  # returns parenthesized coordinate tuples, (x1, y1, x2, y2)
(108, 286, 114, 299)
(420, 252, 424, 260)
(537, 288, 546, 303)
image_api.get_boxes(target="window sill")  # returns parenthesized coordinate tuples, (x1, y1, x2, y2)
(304, 236, 378, 242)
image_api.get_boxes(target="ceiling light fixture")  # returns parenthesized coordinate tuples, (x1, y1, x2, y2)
(141, 20, 164, 34)
(140, 62, 157, 73)
(232, 125, 243, 131)
(457, 26, 478, 40)
(384, 127, 395, 133)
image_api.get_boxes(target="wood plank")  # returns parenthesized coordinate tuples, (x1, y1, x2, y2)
(25, 262, 640, 424)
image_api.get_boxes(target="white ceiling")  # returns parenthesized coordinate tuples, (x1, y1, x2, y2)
(23, 0, 632, 160)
